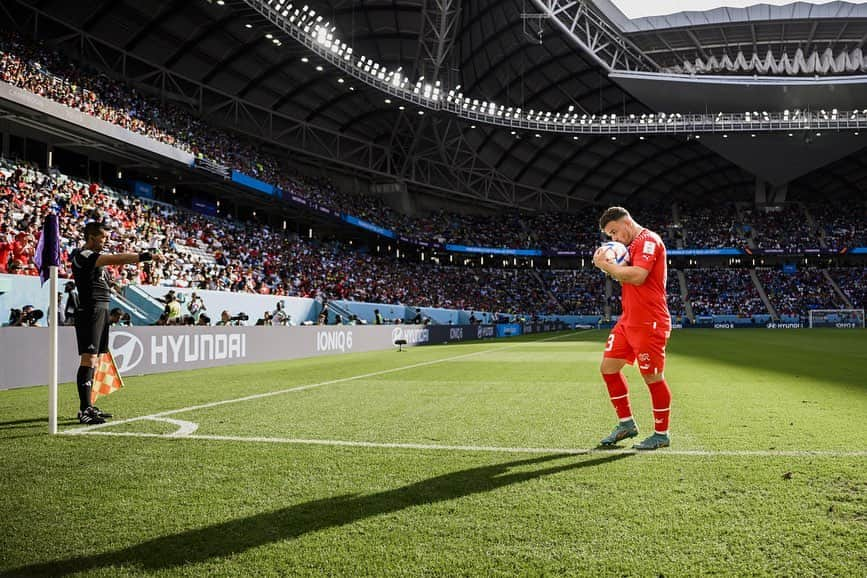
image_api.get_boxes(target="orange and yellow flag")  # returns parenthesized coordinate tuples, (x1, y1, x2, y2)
(90, 352, 124, 404)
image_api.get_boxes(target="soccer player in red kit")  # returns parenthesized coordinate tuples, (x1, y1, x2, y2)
(592, 206, 672, 450)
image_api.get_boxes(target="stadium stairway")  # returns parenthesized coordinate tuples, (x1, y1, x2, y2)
(173, 243, 216, 264)
(531, 270, 565, 314)
(671, 203, 684, 249)
(122, 285, 168, 324)
(802, 205, 823, 248)
(735, 202, 758, 248)
(325, 300, 357, 324)
(750, 270, 778, 320)
(675, 269, 695, 322)
(823, 271, 854, 308)
(109, 291, 152, 326)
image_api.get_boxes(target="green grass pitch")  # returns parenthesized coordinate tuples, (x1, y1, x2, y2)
(1, 329, 865, 576)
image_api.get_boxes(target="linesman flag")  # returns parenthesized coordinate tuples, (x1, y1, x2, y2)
(33, 213, 60, 285)
(91, 352, 125, 404)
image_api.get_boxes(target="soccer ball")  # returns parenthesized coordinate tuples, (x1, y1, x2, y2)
(598, 241, 630, 265)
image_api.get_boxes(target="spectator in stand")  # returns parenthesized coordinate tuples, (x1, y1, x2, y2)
(271, 300, 288, 326)
(109, 308, 131, 327)
(0, 232, 13, 273)
(162, 292, 182, 323)
(187, 292, 206, 322)
(63, 281, 79, 326)
(8, 304, 43, 327)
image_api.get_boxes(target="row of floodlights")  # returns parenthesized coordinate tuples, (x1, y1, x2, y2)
(261, 0, 444, 98)
(254, 1, 867, 127)
(717, 109, 867, 122)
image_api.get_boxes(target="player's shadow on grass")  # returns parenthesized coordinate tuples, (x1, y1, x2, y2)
(4, 452, 631, 576)
(0, 418, 47, 427)
(0, 417, 77, 440)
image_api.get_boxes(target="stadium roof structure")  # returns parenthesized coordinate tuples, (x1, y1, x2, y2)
(3, 0, 867, 209)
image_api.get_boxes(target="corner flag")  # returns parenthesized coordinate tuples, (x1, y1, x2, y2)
(91, 352, 125, 403)
(33, 213, 60, 286)
(40, 214, 62, 433)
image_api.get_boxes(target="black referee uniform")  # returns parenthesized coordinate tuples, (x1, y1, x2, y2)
(70, 247, 115, 422)
(70, 248, 112, 356)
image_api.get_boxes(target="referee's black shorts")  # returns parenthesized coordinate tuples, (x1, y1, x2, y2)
(75, 304, 110, 356)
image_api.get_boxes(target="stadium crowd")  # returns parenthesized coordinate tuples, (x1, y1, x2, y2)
(809, 202, 867, 249)
(608, 280, 622, 317)
(0, 160, 556, 316)
(757, 269, 844, 318)
(6, 158, 866, 322)
(685, 268, 768, 316)
(677, 202, 745, 248)
(541, 269, 606, 315)
(748, 205, 817, 252)
(527, 212, 604, 254)
(830, 267, 867, 310)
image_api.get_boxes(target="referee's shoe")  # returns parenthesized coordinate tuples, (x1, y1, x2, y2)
(77, 407, 106, 425)
(92, 406, 113, 419)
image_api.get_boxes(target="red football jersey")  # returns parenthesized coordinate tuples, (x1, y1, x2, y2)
(620, 228, 670, 328)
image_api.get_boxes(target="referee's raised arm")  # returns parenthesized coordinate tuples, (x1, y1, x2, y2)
(95, 250, 165, 267)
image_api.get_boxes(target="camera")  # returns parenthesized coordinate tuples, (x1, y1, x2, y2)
(229, 313, 249, 322)
(8, 307, 44, 326)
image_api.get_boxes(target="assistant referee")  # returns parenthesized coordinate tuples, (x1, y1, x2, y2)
(70, 222, 163, 424)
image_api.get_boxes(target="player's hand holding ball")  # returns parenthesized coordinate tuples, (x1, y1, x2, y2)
(593, 241, 629, 275)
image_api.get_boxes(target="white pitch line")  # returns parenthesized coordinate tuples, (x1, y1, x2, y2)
(140, 416, 199, 436)
(63, 430, 867, 458)
(62, 330, 588, 436)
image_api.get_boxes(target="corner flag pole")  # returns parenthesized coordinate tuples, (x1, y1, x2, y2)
(34, 213, 61, 434)
(48, 265, 58, 435)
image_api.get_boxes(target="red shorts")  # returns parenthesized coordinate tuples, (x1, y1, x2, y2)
(603, 322, 670, 376)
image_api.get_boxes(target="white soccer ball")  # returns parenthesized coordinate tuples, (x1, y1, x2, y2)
(598, 241, 630, 265)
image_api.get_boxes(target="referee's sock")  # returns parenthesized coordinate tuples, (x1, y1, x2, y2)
(76, 366, 95, 413)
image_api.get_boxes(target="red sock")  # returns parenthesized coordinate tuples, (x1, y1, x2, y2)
(602, 372, 633, 421)
(647, 379, 672, 434)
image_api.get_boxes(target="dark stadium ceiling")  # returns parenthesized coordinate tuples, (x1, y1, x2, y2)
(3, 0, 867, 206)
